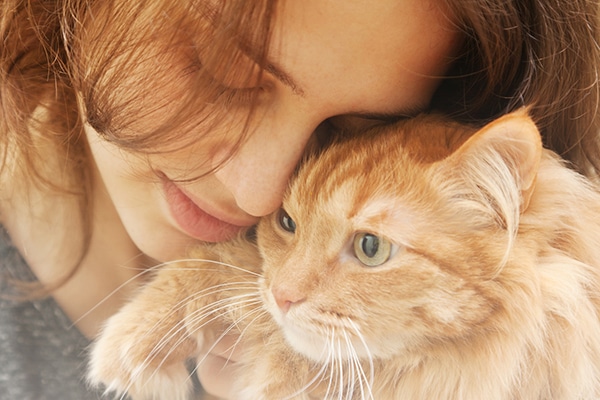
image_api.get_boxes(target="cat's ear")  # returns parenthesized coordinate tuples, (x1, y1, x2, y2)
(445, 107, 543, 211)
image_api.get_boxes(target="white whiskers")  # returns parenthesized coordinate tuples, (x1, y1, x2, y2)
(75, 257, 262, 328)
(289, 321, 374, 400)
(89, 257, 264, 399)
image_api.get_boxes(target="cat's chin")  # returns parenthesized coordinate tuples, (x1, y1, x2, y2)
(278, 317, 374, 363)
(279, 321, 331, 362)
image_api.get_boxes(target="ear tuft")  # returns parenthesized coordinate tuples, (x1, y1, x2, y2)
(450, 108, 543, 211)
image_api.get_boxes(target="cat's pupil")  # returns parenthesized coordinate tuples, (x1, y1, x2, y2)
(361, 234, 380, 258)
(278, 209, 296, 233)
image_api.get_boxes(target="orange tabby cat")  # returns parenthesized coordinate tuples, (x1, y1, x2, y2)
(88, 109, 600, 399)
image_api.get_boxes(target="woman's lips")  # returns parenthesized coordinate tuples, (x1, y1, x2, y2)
(163, 179, 248, 242)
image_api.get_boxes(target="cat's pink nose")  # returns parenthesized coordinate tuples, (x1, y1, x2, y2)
(272, 286, 306, 313)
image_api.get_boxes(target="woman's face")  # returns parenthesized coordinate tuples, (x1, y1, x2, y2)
(85, 0, 461, 262)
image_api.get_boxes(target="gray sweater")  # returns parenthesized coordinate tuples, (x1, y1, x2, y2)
(0, 226, 106, 399)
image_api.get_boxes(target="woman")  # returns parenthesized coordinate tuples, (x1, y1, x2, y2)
(1, 0, 599, 398)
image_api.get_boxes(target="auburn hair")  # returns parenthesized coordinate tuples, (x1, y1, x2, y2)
(439, 0, 600, 177)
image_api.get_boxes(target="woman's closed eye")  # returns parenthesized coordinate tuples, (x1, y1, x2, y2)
(185, 53, 272, 107)
(326, 113, 410, 133)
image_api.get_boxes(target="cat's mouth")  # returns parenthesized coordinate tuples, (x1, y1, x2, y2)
(261, 283, 374, 361)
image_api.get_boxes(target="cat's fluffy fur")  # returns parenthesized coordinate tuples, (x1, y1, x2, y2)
(89, 109, 600, 399)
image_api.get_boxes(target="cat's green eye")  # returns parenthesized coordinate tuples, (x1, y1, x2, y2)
(353, 233, 392, 267)
(278, 209, 296, 233)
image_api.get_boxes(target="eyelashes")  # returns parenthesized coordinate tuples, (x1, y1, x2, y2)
(218, 85, 266, 108)
(184, 53, 269, 108)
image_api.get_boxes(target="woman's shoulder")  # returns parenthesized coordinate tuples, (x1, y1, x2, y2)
(0, 224, 31, 282)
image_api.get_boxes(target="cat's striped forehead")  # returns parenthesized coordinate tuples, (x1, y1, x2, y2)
(282, 115, 474, 242)
(289, 114, 472, 203)
(285, 131, 428, 243)
(289, 124, 425, 204)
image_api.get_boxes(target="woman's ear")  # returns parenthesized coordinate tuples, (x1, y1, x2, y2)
(445, 107, 543, 211)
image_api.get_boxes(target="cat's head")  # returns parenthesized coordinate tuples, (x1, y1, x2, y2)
(256, 109, 542, 362)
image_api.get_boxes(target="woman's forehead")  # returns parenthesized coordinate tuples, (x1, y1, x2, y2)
(266, 0, 462, 118)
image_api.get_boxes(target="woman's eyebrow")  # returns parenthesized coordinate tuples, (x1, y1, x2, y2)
(264, 62, 306, 97)
(242, 45, 419, 119)
(228, 33, 306, 97)
(263, 61, 421, 121)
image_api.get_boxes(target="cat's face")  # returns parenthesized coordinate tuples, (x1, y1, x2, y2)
(256, 111, 542, 363)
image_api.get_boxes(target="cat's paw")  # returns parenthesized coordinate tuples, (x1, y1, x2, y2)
(88, 309, 198, 400)
(88, 355, 191, 400)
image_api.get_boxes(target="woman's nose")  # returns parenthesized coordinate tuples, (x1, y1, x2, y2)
(213, 121, 317, 217)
